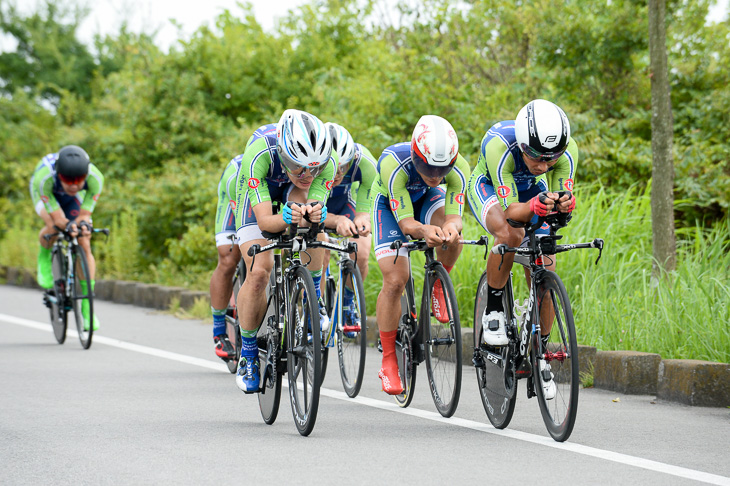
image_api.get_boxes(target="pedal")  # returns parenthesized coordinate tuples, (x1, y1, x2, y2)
(472, 348, 485, 369)
(376, 339, 382, 353)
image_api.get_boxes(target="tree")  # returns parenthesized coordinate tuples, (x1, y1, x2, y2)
(648, 0, 676, 275)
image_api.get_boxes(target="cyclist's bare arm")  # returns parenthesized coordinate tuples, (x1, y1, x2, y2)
(252, 201, 303, 233)
(397, 217, 445, 248)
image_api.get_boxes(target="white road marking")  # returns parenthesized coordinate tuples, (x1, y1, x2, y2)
(3, 312, 729, 486)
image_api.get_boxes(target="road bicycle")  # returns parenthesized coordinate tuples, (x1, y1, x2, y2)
(248, 204, 350, 436)
(470, 206, 603, 442)
(222, 234, 244, 374)
(385, 239, 462, 418)
(322, 229, 367, 398)
(43, 223, 109, 349)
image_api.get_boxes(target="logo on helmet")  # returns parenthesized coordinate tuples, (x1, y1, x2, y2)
(544, 135, 557, 144)
(564, 178, 574, 191)
(308, 161, 319, 167)
(497, 186, 511, 198)
(455, 193, 465, 204)
(248, 178, 260, 189)
(390, 199, 399, 211)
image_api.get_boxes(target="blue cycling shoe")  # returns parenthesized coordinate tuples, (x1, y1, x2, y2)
(235, 356, 260, 393)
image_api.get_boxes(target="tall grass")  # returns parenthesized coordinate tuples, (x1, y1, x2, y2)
(363, 184, 730, 363)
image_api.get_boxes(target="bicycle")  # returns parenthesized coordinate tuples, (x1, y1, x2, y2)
(322, 229, 367, 398)
(384, 239, 463, 418)
(249, 204, 349, 436)
(469, 206, 603, 442)
(43, 223, 109, 349)
(222, 234, 244, 374)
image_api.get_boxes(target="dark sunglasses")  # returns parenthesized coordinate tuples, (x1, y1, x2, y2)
(520, 143, 565, 162)
(59, 174, 87, 185)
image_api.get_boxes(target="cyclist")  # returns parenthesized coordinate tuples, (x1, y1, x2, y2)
(466, 99, 578, 399)
(371, 115, 470, 395)
(29, 145, 105, 330)
(208, 156, 242, 360)
(234, 109, 335, 393)
(321, 122, 377, 336)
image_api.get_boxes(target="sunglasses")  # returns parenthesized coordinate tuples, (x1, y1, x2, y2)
(59, 174, 87, 185)
(336, 162, 352, 175)
(285, 165, 324, 179)
(520, 143, 565, 162)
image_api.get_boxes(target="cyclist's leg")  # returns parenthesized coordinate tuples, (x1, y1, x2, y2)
(36, 207, 57, 289)
(211, 182, 241, 357)
(373, 193, 409, 394)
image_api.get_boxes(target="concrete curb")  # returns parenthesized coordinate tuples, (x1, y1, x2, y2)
(2, 264, 728, 408)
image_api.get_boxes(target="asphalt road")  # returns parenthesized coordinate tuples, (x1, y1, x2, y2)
(1, 285, 729, 485)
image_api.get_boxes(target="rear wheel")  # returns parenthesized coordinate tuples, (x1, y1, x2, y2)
(49, 246, 67, 344)
(286, 265, 321, 436)
(422, 264, 462, 417)
(474, 272, 516, 429)
(226, 259, 245, 374)
(532, 271, 579, 442)
(72, 246, 93, 349)
(394, 293, 417, 408)
(336, 261, 367, 398)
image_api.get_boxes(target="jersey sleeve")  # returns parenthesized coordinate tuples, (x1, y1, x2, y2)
(547, 137, 578, 193)
(237, 137, 274, 208)
(377, 154, 413, 221)
(354, 145, 378, 213)
(444, 154, 470, 216)
(482, 136, 519, 210)
(30, 161, 60, 214)
(307, 158, 336, 203)
(80, 163, 104, 212)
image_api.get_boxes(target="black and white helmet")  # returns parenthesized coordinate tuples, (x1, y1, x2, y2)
(276, 109, 332, 176)
(515, 99, 570, 161)
(325, 122, 356, 173)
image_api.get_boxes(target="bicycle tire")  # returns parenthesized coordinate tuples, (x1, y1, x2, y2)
(319, 271, 336, 382)
(72, 245, 93, 349)
(286, 265, 322, 436)
(336, 260, 367, 398)
(394, 294, 417, 408)
(258, 271, 283, 425)
(226, 259, 246, 374)
(474, 271, 516, 429)
(422, 264, 462, 417)
(532, 271, 579, 442)
(49, 246, 67, 344)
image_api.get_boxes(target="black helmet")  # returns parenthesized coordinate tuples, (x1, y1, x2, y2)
(56, 145, 90, 184)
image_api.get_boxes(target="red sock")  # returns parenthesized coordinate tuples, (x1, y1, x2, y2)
(380, 329, 398, 362)
(379, 329, 403, 394)
(443, 264, 453, 273)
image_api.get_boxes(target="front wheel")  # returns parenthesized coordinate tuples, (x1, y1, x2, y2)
(336, 261, 367, 398)
(48, 246, 67, 344)
(532, 271, 579, 442)
(258, 283, 283, 425)
(474, 271, 516, 429)
(286, 266, 322, 436)
(72, 246, 93, 349)
(422, 264, 462, 417)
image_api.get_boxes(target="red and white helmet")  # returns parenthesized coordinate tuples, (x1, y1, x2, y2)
(411, 115, 459, 179)
(276, 109, 332, 176)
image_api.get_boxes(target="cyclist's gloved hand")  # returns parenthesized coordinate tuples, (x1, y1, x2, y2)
(320, 204, 327, 223)
(78, 220, 92, 236)
(282, 201, 294, 224)
(562, 192, 576, 213)
(65, 221, 78, 236)
(529, 192, 552, 217)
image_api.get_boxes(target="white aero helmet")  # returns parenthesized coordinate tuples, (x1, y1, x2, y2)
(325, 122, 356, 173)
(276, 109, 332, 176)
(411, 115, 459, 179)
(515, 99, 570, 161)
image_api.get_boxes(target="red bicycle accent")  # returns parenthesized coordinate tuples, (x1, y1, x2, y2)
(544, 349, 568, 362)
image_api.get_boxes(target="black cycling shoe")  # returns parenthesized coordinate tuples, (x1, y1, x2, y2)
(214, 334, 235, 360)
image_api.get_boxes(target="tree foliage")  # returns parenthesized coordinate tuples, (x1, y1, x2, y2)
(1, 0, 728, 271)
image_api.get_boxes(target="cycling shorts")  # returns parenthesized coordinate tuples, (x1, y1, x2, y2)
(467, 173, 549, 237)
(325, 192, 356, 221)
(372, 187, 445, 261)
(235, 184, 294, 244)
